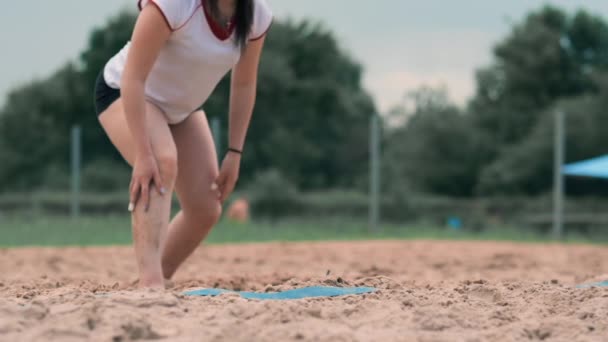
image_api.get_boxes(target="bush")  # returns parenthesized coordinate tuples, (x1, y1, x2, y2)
(81, 159, 130, 193)
(296, 190, 368, 219)
(40, 164, 71, 191)
(246, 169, 300, 221)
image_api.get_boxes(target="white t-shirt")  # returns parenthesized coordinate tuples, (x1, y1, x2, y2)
(104, 0, 273, 124)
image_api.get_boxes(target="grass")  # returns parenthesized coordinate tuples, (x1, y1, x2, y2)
(0, 215, 606, 248)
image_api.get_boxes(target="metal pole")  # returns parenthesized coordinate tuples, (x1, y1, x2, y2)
(71, 125, 82, 220)
(211, 118, 221, 161)
(369, 114, 380, 233)
(553, 110, 565, 239)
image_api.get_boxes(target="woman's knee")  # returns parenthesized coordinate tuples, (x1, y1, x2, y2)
(156, 152, 178, 187)
(208, 199, 223, 225)
(185, 197, 223, 227)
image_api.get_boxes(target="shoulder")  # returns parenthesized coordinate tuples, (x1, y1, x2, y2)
(138, 0, 200, 31)
(250, 0, 273, 41)
(254, 0, 272, 15)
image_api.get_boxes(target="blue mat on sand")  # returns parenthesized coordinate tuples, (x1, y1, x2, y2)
(184, 286, 377, 300)
(577, 281, 608, 289)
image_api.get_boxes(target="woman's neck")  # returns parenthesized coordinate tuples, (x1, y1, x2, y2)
(212, 0, 236, 24)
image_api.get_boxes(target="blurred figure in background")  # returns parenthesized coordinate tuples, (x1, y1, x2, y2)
(227, 197, 250, 223)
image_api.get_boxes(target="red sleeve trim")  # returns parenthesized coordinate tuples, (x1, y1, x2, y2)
(249, 18, 273, 41)
(174, 4, 202, 32)
(141, 0, 175, 32)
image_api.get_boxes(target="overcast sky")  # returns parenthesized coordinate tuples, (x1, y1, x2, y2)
(1, 1, 607, 112)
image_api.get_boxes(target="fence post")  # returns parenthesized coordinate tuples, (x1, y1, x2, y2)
(369, 114, 381, 233)
(71, 125, 82, 220)
(553, 110, 565, 239)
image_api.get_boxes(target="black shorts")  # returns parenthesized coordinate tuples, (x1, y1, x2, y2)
(94, 70, 121, 116)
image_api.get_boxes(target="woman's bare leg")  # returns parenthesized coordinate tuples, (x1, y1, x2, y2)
(99, 99, 178, 288)
(162, 111, 222, 279)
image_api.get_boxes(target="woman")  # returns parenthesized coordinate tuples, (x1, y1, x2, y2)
(94, 0, 272, 288)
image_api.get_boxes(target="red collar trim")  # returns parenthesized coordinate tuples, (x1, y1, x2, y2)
(202, 0, 236, 41)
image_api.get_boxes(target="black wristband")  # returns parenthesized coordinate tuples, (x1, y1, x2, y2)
(228, 147, 243, 155)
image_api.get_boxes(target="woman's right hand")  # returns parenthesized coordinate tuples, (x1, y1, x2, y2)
(129, 151, 165, 212)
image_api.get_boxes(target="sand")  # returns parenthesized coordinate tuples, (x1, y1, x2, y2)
(1, 241, 607, 341)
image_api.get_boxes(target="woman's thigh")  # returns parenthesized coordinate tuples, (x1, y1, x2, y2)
(170, 111, 220, 212)
(98, 99, 176, 168)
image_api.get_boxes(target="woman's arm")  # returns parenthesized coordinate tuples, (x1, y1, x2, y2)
(215, 36, 267, 202)
(228, 37, 266, 151)
(122, 5, 171, 158)
(122, 5, 172, 209)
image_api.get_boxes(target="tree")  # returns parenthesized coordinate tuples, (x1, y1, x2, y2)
(470, 7, 608, 147)
(0, 12, 376, 192)
(383, 87, 489, 197)
(0, 64, 81, 190)
(206, 20, 375, 189)
(469, 6, 608, 195)
(477, 71, 608, 195)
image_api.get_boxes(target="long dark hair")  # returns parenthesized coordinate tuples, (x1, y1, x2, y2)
(209, 0, 254, 48)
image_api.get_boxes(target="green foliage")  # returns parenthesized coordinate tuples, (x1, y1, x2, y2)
(478, 72, 608, 195)
(384, 6, 608, 197)
(40, 164, 71, 191)
(383, 87, 491, 197)
(0, 12, 374, 193)
(206, 20, 375, 190)
(3, 5, 608, 200)
(470, 6, 608, 145)
(0, 65, 78, 190)
(468, 6, 608, 195)
(81, 159, 131, 192)
(0, 13, 136, 192)
(246, 169, 299, 221)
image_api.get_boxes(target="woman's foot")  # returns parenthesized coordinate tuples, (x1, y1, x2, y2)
(138, 273, 165, 289)
(131, 277, 174, 290)
(164, 278, 175, 289)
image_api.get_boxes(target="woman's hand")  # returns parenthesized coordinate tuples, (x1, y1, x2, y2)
(214, 152, 241, 203)
(129, 151, 165, 212)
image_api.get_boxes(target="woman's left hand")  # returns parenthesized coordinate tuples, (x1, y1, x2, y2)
(213, 152, 241, 203)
